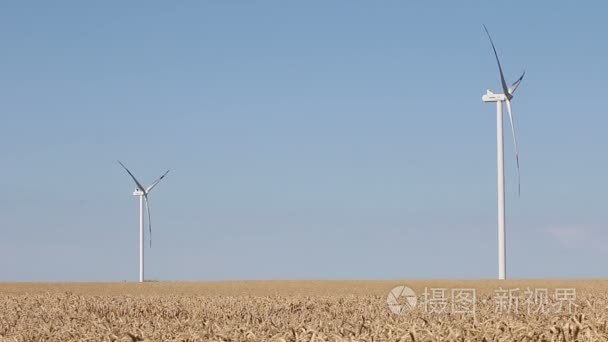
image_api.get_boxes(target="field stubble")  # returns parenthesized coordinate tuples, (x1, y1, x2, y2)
(1, 280, 608, 341)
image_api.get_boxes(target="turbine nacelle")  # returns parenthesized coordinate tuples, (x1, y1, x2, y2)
(133, 189, 145, 196)
(482, 90, 508, 103)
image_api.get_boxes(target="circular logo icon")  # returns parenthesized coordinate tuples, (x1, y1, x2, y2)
(387, 285, 417, 315)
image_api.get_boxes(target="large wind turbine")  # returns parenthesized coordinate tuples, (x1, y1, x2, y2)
(481, 25, 525, 280)
(118, 161, 169, 283)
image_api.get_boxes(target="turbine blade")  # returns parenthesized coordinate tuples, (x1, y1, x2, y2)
(483, 25, 510, 97)
(144, 194, 152, 248)
(117, 161, 146, 192)
(509, 71, 526, 95)
(505, 99, 521, 197)
(146, 170, 170, 193)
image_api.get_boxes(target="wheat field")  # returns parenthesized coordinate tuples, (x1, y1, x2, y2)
(1, 280, 608, 341)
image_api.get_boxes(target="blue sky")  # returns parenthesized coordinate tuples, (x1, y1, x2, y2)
(1, 1, 606, 281)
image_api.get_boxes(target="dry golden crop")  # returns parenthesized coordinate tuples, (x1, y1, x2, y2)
(1, 281, 608, 341)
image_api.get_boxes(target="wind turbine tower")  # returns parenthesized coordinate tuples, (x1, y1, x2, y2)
(118, 161, 170, 283)
(481, 25, 525, 280)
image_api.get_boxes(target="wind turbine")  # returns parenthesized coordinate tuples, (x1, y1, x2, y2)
(118, 161, 169, 283)
(481, 25, 525, 280)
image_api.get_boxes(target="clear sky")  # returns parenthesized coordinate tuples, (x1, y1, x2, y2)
(1, 1, 606, 281)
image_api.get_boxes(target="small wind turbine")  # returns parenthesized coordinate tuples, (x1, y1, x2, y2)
(481, 25, 525, 280)
(118, 161, 169, 283)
